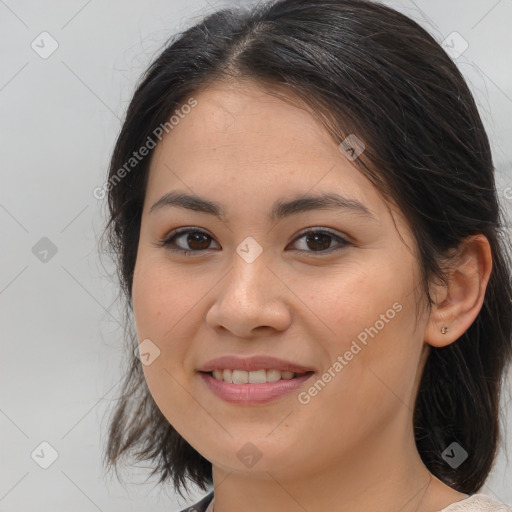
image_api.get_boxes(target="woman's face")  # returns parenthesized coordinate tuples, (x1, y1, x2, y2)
(132, 80, 431, 481)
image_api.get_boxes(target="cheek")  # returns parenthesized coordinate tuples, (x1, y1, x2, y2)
(289, 258, 422, 397)
(132, 257, 209, 386)
(132, 257, 192, 338)
(286, 258, 409, 345)
(132, 260, 199, 427)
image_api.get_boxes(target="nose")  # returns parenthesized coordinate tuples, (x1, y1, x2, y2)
(205, 252, 292, 338)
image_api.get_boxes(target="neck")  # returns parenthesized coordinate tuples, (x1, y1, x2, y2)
(206, 415, 463, 512)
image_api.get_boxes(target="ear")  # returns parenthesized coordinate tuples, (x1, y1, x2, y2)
(424, 234, 492, 348)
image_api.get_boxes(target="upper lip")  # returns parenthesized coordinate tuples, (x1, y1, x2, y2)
(197, 355, 316, 374)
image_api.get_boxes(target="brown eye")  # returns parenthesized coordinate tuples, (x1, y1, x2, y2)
(290, 229, 350, 254)
(186, 232, 211, 250)
(159, 227, 349, 256)
(305, 233, 332, 251)
(160, 228, 220, 254)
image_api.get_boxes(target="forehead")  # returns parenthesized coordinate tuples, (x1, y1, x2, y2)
(144, 80, 396, 225)
(157, 80, 338, 161)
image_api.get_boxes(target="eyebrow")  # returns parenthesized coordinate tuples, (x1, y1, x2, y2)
(149, 191, 376, 222)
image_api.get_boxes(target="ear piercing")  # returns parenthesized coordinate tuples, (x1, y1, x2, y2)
(441, 326, 448, 334)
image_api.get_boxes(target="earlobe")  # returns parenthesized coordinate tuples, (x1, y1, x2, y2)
(424, 234, 492, 348)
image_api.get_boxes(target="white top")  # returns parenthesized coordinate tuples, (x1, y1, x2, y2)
(440, 494, 512, 511)
(202, 494, 512, 512)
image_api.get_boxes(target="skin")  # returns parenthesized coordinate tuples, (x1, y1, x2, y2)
(131, 79, 492, 512)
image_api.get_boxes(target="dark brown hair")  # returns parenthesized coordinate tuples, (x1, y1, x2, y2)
(100, 0, 512, 498)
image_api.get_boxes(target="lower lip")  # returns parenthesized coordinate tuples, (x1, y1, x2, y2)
(199, 371, 315, 404)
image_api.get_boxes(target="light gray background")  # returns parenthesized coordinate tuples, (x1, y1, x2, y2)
(1, 0, 511, 510)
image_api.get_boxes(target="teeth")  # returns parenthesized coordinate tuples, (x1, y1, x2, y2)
(211, 369, 298, 383)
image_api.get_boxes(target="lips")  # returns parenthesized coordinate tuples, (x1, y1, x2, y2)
(199, 371, 315, 404)
(197, 355, 316, 374)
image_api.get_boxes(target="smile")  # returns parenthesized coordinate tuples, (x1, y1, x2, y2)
(210, 369, 308, 383)
(199, 370, 315, 404)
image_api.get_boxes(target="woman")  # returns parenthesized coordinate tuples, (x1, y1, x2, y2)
(100, 0, 512, 510)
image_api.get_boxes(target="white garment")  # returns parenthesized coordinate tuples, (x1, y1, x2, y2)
(201, 493, 512, 512)
(440, 494, 512, 511)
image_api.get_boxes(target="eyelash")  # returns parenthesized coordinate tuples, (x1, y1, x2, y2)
(157, 227, 350, 256)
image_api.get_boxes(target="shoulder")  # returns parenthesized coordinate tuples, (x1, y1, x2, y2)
(439, 494, 512, 512)
(176, 491, 214, 512)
